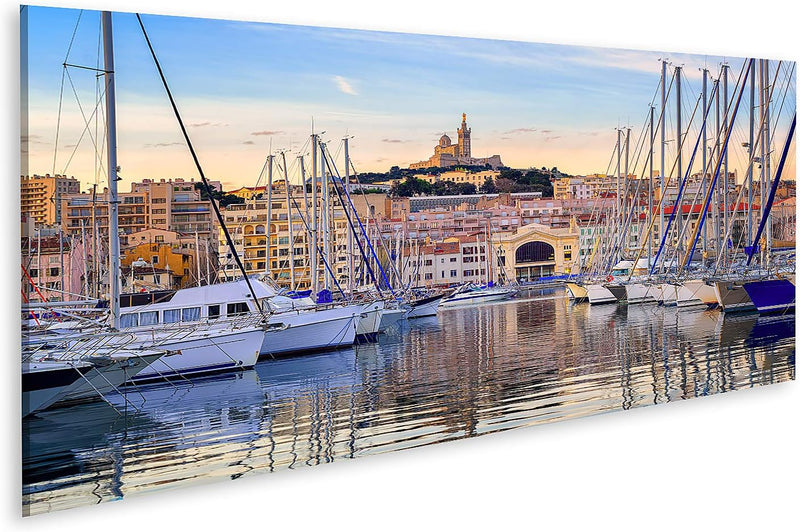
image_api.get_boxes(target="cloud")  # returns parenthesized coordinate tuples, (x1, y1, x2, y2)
(334, 76, 358, 96)
(504, 128, 537, 134)
(251, 130, 284, 136)
(242, 140, 255, 145)
(540, 129, 553, 135)
(190, 121, 229, 128)
(21, 134, 47, 145)
(144, 142, 184, 148)
(382, 138, 409, 144)
(543, 136, 563, 142)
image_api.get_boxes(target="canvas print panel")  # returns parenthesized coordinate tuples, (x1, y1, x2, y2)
(20, 4, 796, 517)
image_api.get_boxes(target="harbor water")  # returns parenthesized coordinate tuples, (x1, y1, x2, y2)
(22, 288, 795, 515)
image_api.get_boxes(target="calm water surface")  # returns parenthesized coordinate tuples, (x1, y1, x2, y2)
(22, 288, 795, 515)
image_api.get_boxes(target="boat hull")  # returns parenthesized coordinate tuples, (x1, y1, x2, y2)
(713, 280, 755, 312)
(743, 279, 796, 314)
(586, 283, 616, 305)
(406, 295, 443, 318)
(22, 362, 92, 417)
(260, 308, 359, 358)
(129, 326, 265, 383)
(676, 280, 718, 308)
(439, 289, 517, 308)
(564, 282, 588, 302)
(624, 283, 658, 304)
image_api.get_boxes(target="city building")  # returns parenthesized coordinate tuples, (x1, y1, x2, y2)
(492, 222, 580, 281)
(410, 114, 504, 169)
(218, 180, 351, 290)
(60, 178, 215, 247)
(20, 174, 80, 225)
(21, 234, 88, 303)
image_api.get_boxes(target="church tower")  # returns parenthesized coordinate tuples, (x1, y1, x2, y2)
(457, 113, 471, 157)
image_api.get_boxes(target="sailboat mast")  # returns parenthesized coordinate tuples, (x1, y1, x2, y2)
(763, 59, 771, 263)
(675, 66, 683, 262)
(722, 63, 729, 263)
(320, 141, 331, 291)
(298, 155, 311, 288)
(660, 60, 667, 264)
(310, 135, 319, 294)
(747, 60, 755, 245)
(102, 11, 120, 328)
(266, 154, 273, 280)
(195, 231, 201, 286)
(648, 105, 654, 264)
(701, 68, 708, 254)
(344, 137, 354, 295)
(624, 127, 630, 257)
(281, 151, 296, 290)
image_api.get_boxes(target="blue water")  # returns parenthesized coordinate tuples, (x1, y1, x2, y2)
(22, 289, 795, 515)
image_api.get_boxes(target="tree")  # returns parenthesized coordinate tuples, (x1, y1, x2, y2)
(480, 177, 498, 194)
(194, 182, 244, 207)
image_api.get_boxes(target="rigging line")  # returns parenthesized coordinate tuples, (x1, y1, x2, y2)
(682, 58, 753, 271)
(60, 67, 108, 175)
(712, 61, 787, 272)
(135, 13, 265, 316)
(63, 9, 83, 64)
(52, 67, 67, 176)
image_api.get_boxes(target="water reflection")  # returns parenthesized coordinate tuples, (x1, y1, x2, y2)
(22, 289, 795, 516)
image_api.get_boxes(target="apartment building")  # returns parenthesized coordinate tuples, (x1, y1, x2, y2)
(218, 180, 350, 290)
(60, 178, 214, 247)
(20, 174, 80, 225)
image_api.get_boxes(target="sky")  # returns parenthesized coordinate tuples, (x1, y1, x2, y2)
(21, 5, 796, 193)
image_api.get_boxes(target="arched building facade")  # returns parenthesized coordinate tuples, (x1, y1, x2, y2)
(492, 223, 579, 283)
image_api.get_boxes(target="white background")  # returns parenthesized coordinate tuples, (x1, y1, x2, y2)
(3, 1, 798, 530)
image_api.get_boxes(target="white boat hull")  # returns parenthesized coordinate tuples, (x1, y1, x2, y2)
(261, 307, 359, 357)
(439, 289, 517, 308)
(130, 326, 265, 383)
(676, 280, 717, 308)
(378, 308, 405, 331)
(624, 283, 657, 304)
(406, 297, 442, 318)
(60, 351, 166, 402)
(586, 284, 617, 305)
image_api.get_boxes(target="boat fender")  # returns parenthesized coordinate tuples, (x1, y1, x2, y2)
(606, 275, 614, 282)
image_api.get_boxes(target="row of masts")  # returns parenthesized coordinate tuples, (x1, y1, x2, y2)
(583, 57, 792, 280)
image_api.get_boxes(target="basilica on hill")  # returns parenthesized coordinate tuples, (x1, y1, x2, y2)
(409, 113, 504, 170)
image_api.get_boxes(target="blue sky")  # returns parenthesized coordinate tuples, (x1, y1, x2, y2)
(21, 5, 793, 192)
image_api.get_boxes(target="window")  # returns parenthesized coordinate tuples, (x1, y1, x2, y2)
(182, 307, 201, 322)
(152, 255, 159, 264)
(450, 270, 457, 277)
(155, 235, 164, 243)
(227, 302, 249, 316)
(140, 311, 158, 326)
(120, 313, 139, 328)
(49, 267, 59, 277)
(163, 309, 181, 323)
(29, 269, 38, 278)
(450, 257, 457, 262)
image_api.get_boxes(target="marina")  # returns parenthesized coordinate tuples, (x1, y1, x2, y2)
(19, 5, 796, 523)
(22, 288, 795, 516)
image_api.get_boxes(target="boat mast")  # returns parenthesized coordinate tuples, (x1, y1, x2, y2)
(660, 60, 667, 269)
(310, 134, 319, 294)
(722, 63, 729, 265)
(102, 11, 120, 328)
(266, 154, 273, 280)
(747, 59, 755, 245)
(624, 126, 630, 258)
(763, 59, 771, 265)
(701, 68, 708, 255)
(320, 140, 331, 291)
(648, 105, 654, 265)
(298, 154, 310, 288)
(195, 230, 201, 285)
(281, 151, 296, 290)
(344, 137, 354, 295)
(675, 65, 683, 263)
